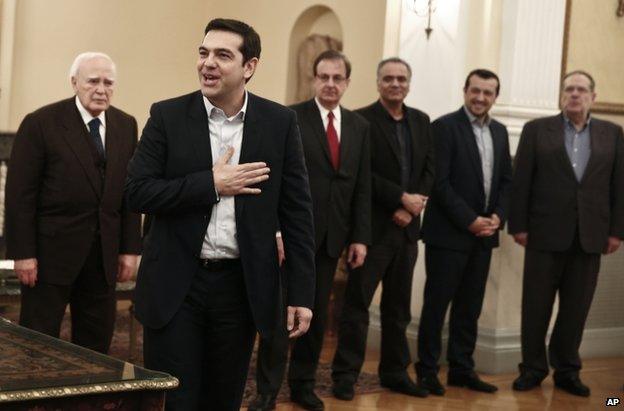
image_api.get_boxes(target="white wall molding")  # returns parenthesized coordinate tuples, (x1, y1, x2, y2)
(366, 306, 624, 374)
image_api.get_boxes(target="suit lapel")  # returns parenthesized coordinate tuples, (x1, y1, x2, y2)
(305, 100, 333, 167)
(103, 109, 122, 197)
(458, 108, 485, 189)
(187, 91, 213, 169)
(489, 123, 503, 199)
(60, 100, 103, 199)
(236, 93, 264, 222)
(580, 118, 603, 185)
(546, 115, 577, 182)
(373, 102, 401, 163)
(338, 107, 353, 172)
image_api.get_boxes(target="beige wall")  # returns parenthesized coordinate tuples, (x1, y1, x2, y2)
(210, 0, 387, 109)
(7, 0, 208, 130)
(3, 0, 387, 131)
(565, 0, 624, 126)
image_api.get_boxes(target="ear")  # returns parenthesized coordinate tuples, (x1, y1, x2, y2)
(345, 78, 351, 88)
(70, 76, 78, 92)
(243, 57, 259, 81)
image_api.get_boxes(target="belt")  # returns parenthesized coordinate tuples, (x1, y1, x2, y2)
(198, 258, 241, 271)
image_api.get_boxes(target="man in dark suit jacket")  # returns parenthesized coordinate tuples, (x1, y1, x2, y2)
(248, 50, 371, 411)
(416, 69, 512, 395)
(509, 71, 624, 397)
(125, 19, 316, 410)
(331, 57, 434, 400)
(5, 52, 141, 354)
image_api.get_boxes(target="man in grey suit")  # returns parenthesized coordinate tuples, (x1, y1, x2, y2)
(509, 70, 624, 397)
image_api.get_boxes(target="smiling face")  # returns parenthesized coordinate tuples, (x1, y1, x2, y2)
(463, 74, 498, 119)
(377, 61, 411, 105)
(312, 58, 350, 110)
(560, 73, 596, 120)
(197, 29, 257, 106)
(71, 56, 115, 117)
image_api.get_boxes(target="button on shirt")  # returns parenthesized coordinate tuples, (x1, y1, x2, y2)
(315, 97, 342, 141)
(563, 115, 591, 182)
(75, 96, 106, 147)
(200, 92, 248, 259)
(464, 106, 494, 210)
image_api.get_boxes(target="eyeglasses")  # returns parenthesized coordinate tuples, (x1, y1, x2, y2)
(316, 74, 347, 84)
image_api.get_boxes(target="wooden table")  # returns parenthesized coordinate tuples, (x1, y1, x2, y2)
(0, 317, 177, 410)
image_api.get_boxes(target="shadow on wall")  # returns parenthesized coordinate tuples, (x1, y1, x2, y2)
(286, 5, 343, 105)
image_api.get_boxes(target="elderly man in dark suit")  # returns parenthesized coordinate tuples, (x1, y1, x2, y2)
(509, 70, 624, 397)
(125, 19, 316, 410)
(248, 49, 371, 411)
(5, 52, 142, 354)
(331, 57, 434, 400)
(416, 69, 512, 395)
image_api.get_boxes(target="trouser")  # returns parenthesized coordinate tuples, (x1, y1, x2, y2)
(143, 260, 256, 410)
(332, 240, 417, 384)
(415, 243, 492, 377)
(519, 240, 600, 381)
(287, 244, 339, 389)
(20, 236, 116, 354)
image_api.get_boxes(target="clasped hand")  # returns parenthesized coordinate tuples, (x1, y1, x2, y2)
(469, 214, 500, 237)
(213, 147, 270, 196)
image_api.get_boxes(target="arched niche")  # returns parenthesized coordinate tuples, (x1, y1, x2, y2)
(285, 5, 343, 105)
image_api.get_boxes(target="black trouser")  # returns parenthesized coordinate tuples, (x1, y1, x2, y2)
(415, 243, 492, 377)
(287, 244, 339, 389)
(255, 285, 289, 395)
(519, 241, 600, 381)
(332, 241, 418, 384)
(20, 236, 116, 354)
(143, 260, 256, 411)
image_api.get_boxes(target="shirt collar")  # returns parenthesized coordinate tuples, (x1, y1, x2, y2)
(75, 95, 106, 128)
(563, 113, 591, 131)
(314, 97, 341, 123)
(463, 105, 491, 127)
(203, 90, 248, 121)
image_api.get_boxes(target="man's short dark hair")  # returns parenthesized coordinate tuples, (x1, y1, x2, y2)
(312, 50, 352, 79)
(204, 18, 261, 64)
(464, 69, 500, 96)
(376, 57, 412, 79)
(562, 70, 595, 92)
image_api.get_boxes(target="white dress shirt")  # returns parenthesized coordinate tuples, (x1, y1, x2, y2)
(200, 92, 248, 259)
(75, 96, 106, 146)
(314, 97, 342, 141)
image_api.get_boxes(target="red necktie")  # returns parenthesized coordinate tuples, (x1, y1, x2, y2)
(326, 111, 340, 170)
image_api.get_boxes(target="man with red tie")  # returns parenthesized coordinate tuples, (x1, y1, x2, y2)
(247, 50, 371, 411)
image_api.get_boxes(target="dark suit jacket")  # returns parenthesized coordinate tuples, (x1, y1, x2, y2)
(125, 91, 316, 336)
(508, 114, 624, 253)
(291, 99, 371, 258)
(421, 107, 512, 251)
(5, 98, 142, 285)
(356, 100, 434, 245)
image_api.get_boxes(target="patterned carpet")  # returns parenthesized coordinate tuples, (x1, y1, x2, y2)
(1, 306, 383, 406)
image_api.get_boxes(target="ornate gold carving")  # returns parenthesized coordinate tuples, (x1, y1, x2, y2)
(0, 377, 179, 402)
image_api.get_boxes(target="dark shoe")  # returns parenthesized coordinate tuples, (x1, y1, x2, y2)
(290, 387, 324, 411)
(332, 379, 355, 400)
(381, 376, 429, 398)
(248, 393, 277, 411)
(418, 374, 446, 396)
(554, 376, 590, 397)
(448, 373, 498, 393)
(512, 373, 543, 391)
